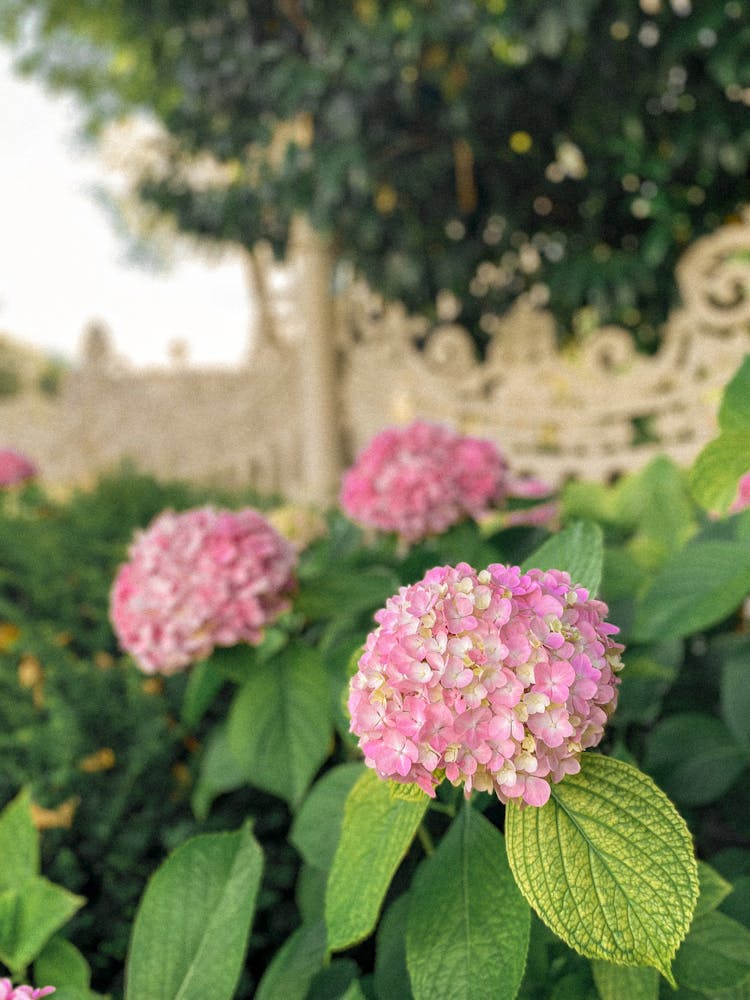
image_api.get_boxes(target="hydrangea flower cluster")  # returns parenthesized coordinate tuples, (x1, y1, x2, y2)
(340, 420, 508, 543)
(0, 448, 37, 487)
(111, 506, 298, 674)
(0, 981, 54, 1000)
(730, 471, 750, 514)
(348, 562, 623, 807)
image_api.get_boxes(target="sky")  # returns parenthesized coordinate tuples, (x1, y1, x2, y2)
(0, 48, 251, 368)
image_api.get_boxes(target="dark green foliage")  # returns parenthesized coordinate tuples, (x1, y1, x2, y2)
(2, 1, 748, 347)
(0, 471, 292, 996)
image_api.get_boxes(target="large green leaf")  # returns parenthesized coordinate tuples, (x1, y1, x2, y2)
(34, 935, 92, 991)
(643, 713, 747, 807)
(290, 763, 365, 871)
(672, 911, 750, 994)
(125, 824, 263, 1000)
(0, 877, 85, 974)
(522, 521, 603, 595)
(719, 355, 750, 433)
(633, 541, 750, 642)
(690, 432, 750, 515)
(375, 894, 413, 1000)
(695, 861, 733, 918)
(255, 921, 327, 1000)
(505, 754, 698, 984)
(0, 789, 38, 891)
(326, 771, 428, 952)
(191, 723, 253, 822)
(295, 566, 400, 622)
(227, 641, 333, 807)
(181, 656, 226, 729)
(406, 805, 530, 1000)
(722, 651, 750, 753)
(590, 961, 658, 1000)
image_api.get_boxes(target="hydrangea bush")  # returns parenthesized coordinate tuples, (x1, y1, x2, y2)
(3, 362, 750, 998)
(110, 506, 297, 673)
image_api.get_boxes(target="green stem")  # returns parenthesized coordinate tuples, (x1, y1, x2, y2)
(417, 822, 435, 857)
(428, 800, 456, 817)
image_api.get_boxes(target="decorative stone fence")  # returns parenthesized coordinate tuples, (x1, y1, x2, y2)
(2, 213, 750, 505)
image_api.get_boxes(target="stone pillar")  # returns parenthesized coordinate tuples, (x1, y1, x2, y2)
(288, 215, 343, 507)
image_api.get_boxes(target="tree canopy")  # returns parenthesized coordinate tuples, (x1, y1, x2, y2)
(2, 0, 749, 346)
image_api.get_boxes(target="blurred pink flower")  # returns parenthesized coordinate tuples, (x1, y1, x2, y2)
(0, 980, 55, 999)
(729, 471, 750, 514)
(349, 562, 623, 807)
(110, 506, 298, 674)
(0, 448, 37, 487)
(340, 421, 509, 543)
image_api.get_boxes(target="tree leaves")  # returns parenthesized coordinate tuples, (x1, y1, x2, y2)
(125, 824, 263, 1000)
(505, 754, 698, 984)
(326, 770, 428, 952)
(406, 805, 530, 1000)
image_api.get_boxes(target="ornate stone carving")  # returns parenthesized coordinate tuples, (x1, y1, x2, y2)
(340, 213, 750, 487)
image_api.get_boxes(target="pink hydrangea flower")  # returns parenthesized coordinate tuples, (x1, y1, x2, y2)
(0, 448, 37, 487)
(110, 506, 298, 674)
(729, 471, 750, 514)
(348, 562, 623, 807)
(0, 980, 55, 999)
(340, 421, 509, 543)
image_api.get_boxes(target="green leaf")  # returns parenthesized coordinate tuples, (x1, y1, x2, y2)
(227, 641, 333, 807)
(690, 432, 750, 515)
(181, 656, 226, 729)
(296, 864, 327, 924)
(722, 652, 750, 753)
(0, 790, 38, 891)
(35, 934, 92, 990)
(619, 457, 696, 563)
(290, 763, 365, 871)
(522, 521, 603, 594)
(191, 723, 253, 821)
(719, 356, 750, 433)
(722, 874, 750, 930)
(255, 921, 327, 1000)
(296, 566, 400, 622)
(695, 861, 733, 918)
(610, 653, 677, 728)
(0, 877, 85, 974)
(590, 961, 658, 1000)
(203, 643, 259, 683)
(673, 911, 750, 993)
(125, 824, 263, 1000)
(643, 713, 747, 807)
(633, 541, 750, 642)
(505, 754, 698, 984)
(326, 770, 428, 952)
(307, 960, 361, 999)
(406, 805, 530, 1000)
(375, 894, 412, 1000)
